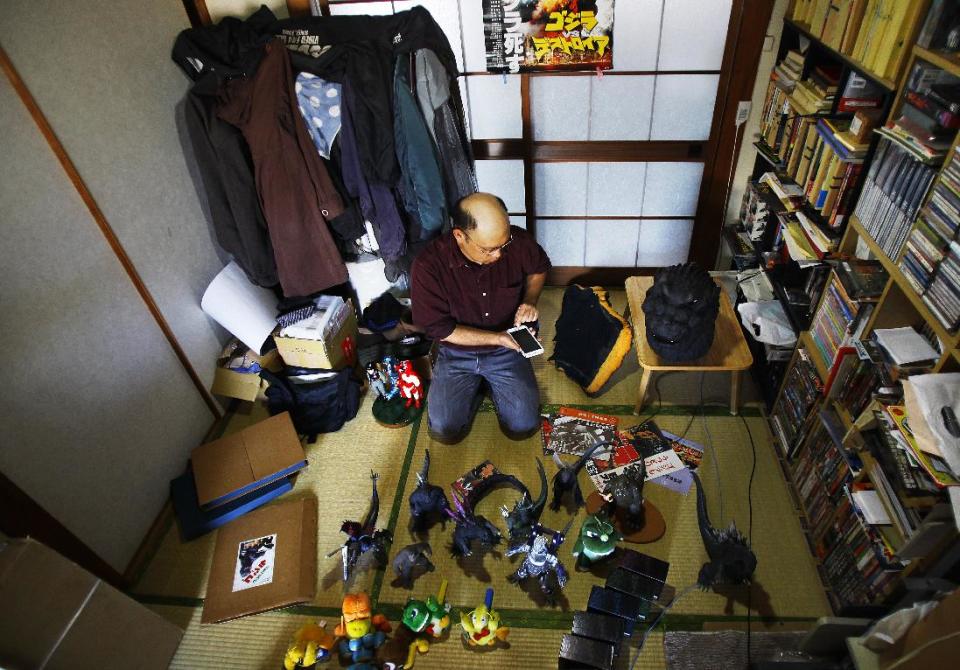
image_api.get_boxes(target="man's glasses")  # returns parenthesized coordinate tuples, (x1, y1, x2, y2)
(464, 231, 513, 256)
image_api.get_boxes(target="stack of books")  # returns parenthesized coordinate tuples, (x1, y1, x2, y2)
(809, 271, 870, 368)
(854, 134, 938, 259)
(924, 240, 960, 330)
(792, 66, 840, 115)
(774, 49, 804, 90)
(770, 347, 823, 457)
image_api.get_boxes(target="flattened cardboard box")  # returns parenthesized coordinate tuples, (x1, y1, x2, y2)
(202, 495, 318, 624)
(0, 538, 182, 670)
(192, 411, 306, 509)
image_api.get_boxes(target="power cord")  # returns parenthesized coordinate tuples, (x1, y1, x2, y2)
(739, 413, 758, 666)
(629, 583, 698, 669)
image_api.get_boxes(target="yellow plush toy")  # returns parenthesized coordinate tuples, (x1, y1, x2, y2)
(283, 621, 336, 670)
(460, 588, 509, 648)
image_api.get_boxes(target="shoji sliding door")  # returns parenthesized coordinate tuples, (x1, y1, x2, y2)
(199, 0, 773, 281)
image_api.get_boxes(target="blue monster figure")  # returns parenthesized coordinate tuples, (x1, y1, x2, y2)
(382, 356, 400, 400)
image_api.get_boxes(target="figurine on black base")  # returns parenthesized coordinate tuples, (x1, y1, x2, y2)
(328, 472, 392, 582)
(371, 357, 422, 427)
(692, 471, 756, 588)
(408, 450, 450, 532)
(571, 513, 622, 570)
(506, 520, 572, 602)
(392, 542, 435, 588)
(460, 588, 510, 648)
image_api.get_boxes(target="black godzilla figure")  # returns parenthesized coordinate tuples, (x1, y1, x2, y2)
(692, 471, 757, 588)
(329, 471, 393, 582)
(550, 440, 610, 511)
(447, 489, 502, 558)
(502, 459, 548, 543)
(604, 458, 646, 532)
(408, 449, 450, 531)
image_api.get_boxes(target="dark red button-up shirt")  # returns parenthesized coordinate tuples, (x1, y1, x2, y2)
(411, 226, 551, 344)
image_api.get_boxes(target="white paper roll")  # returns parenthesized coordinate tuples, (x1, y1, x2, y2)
(201, 261, 278, 354)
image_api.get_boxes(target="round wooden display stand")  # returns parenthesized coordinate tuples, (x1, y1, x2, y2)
(585, 492, 666, 544)
(372, 395, 422, 428)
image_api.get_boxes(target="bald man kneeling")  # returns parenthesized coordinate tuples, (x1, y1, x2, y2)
(411, 192, 551, 443)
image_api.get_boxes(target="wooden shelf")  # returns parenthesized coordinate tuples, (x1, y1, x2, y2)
(784, 18, 898, 92)
(800, 330, 830, 380)
(913, 45, 960, 79)
(848, 215, 958, 346)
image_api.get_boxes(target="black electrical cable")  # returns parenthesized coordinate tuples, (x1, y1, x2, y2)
(629, 583, 698, 670)
(739, 412, 757, 667)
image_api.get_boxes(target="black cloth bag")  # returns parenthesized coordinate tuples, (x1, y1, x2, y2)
(260, 367, 360, 440)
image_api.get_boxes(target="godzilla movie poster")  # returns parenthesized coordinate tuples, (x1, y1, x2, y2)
(483, 0, 615, 73)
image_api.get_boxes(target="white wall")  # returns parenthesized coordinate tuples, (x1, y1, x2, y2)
(0, 0, 228, 571)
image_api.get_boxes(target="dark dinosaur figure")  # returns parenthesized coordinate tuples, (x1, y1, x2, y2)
(692, 471, 757, 588)
(329, 471, 392, 581)
(604, 459, 646, 532)
(447, 489, 501, 557)
(408, 449, 450, 531)
(391, 542, 435, 588)
(502, 458, 548, 543)
(550, 440, 610, 511)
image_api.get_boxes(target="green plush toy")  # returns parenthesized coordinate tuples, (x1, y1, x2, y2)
(571, 513, 622, 570)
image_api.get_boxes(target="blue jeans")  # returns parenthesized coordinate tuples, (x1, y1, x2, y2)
(427, 345, 540, 442)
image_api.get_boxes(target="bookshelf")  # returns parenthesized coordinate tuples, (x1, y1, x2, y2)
(758, 2, 960, 615)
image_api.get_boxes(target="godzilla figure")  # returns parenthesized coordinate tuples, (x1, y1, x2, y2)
(392, 542, 435, 588)
(408, 450, 450, 531)
(329, 471, 392, 581)
(446, 490, 501, 558)
(604, 459, 646, 532)
(501, 458, 547, 543)
(550, 440, 610, 511)
(641, 262, 721, 362)
(692, 471, 757, 588)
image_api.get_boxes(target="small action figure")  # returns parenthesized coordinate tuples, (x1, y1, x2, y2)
(501, 458, 547, 543)
(396, 359, 423, 409)
(506, 521, 572, 602)
(447, 489, 501, 558)
(283, 621, 336, 669)
(605, 463, 646, 533)
(571, 512, 622, 570)
(392, 542, 435, 588)
(460, 588, 509, 648)
(365, 362, 388, 399)
(334, 592, 391, 669)
(328, 472, 392, 581)
(408, 449, 450, 531)
(389, 579, 451, 668)
(382, 356, 400, 400)
(550, 439, 609, 511)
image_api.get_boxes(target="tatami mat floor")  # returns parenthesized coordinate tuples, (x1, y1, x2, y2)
(134, 288, 830, 669)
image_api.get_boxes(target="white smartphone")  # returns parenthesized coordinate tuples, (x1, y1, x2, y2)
(507, 325, 544, 358)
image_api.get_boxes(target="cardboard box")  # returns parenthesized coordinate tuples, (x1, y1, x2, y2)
(202, 496, 317, 624)
(210, 347, 281, 402)
(274, 307, 358, 370)
(192, 412, 307, 510)
(0, 538, 182, 670)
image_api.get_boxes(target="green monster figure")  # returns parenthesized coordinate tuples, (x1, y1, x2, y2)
(386, 579, 451, 669)
(571, 513, 623, 570)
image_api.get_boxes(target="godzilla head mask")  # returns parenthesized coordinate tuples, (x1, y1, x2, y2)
(641, 263, 720, 362)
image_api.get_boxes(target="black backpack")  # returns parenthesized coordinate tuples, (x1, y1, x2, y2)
(259, 367, 361, 441)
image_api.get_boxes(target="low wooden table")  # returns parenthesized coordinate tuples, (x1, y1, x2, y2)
(625, 276, 753, 416)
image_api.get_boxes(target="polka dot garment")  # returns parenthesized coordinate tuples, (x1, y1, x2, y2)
(294, 72, 343, 159)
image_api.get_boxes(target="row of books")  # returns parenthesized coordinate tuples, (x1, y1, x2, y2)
(771, 347, 824, 457)
(792, 412, 859, 537)
(809, 271, 870, 367)
(791, 0, 926, 82)
(818, 492, 902, 609)
(899, 171, 960, 290)
(854, 134, 938, 258)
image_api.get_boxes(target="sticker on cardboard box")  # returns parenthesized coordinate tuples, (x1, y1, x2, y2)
(232, 534, 277, 592)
